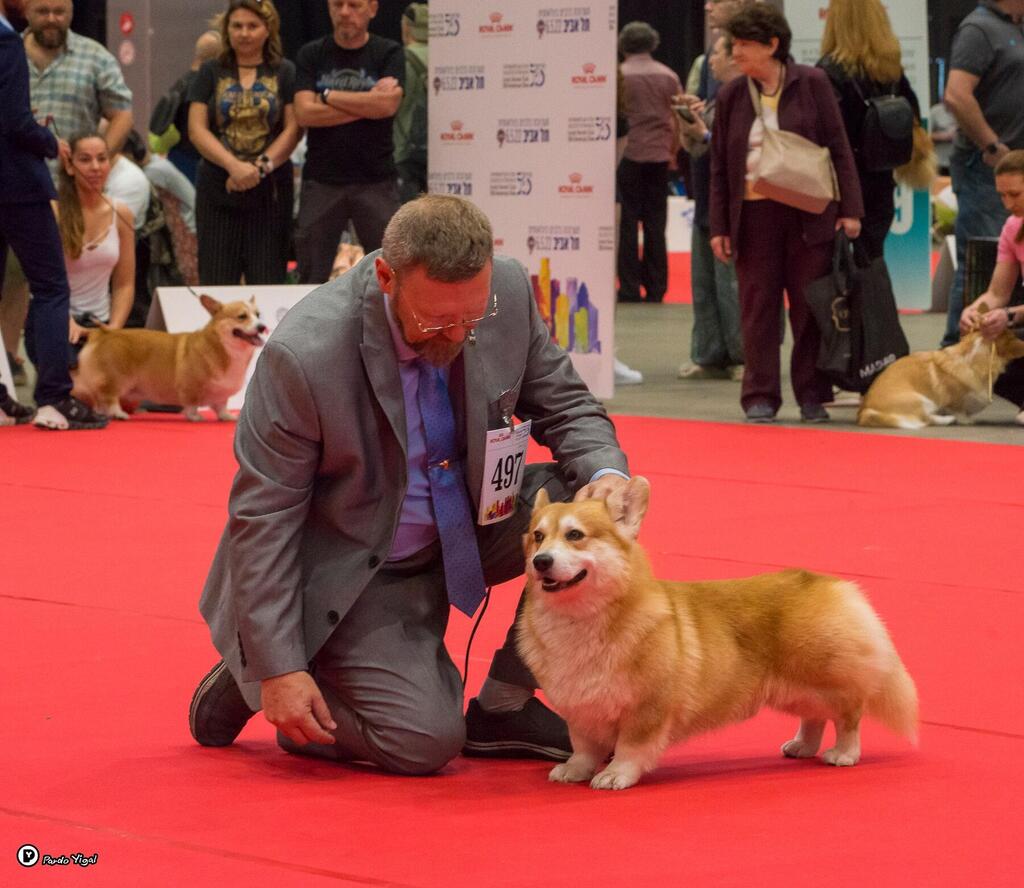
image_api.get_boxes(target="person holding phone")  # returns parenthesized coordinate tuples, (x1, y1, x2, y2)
(674, 36, 745, 382)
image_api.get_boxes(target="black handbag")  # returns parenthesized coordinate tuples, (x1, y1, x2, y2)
(807, 234, 910, 393)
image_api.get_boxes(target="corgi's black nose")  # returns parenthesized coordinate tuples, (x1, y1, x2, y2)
(532, 553, 554, 572)
(256, 323, 268, 333)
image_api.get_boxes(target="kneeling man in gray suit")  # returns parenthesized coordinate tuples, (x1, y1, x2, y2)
(189, 194, 630, 773)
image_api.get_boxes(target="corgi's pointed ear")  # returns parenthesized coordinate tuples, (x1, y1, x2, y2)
(605, 476, 650, 541)
(533, 488, 550, 513)
(199, 294, 223, 316)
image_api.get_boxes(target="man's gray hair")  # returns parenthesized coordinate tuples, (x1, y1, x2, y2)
(381, 195, 494, 282)
(619, 21, 659, 56)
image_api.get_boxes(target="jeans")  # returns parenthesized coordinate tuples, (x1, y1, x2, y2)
(295, 178, 401, 285)
(944, 148, 1008, 346)
(690, 223, 743, 368)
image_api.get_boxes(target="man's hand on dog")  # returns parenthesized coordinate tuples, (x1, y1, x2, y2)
(574, 473, 629, 503)
(261, 671, 337, 746)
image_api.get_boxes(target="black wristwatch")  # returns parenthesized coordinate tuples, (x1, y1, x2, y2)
(1007, 308, 1015, 328)
(319, 87, 331, 105)
(985, 141, 1000, 155)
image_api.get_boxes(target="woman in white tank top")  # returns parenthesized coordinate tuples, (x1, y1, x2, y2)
(56, 133, 135, 347)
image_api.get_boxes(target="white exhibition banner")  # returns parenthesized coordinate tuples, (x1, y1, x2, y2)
(149, 285, 316, 410)
(428, 2, 619, 398)
(785, 0, 932, 310)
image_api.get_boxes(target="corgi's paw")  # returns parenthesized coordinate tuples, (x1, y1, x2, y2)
(781, 739, 820, 758)
(215, 409, 237, 421)
(105, 405, 130, 420)
(184, 407, 203, 421)
(590, 762, 642, 790)
(929, 413, 956, 426)
(549, 757, 596, 784)
(822, 747, 860, 766)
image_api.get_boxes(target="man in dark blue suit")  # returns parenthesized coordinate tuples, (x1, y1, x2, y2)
(0, 0, 106, 429)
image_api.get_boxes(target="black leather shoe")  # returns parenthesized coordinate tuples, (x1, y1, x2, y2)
(744, 402, 776, 423)
(800, 403, 830, 423)
(188, 660, 256, 747)
(463, 697, 571, 761)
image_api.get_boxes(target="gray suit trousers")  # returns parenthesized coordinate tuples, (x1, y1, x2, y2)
(277, 463, 570, 773)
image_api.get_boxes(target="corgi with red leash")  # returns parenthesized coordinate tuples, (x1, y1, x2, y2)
(517, 477, 918, 790)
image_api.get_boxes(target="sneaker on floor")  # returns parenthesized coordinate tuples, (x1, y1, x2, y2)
(33, 397, 109, 430)
(744, 402, 776, 423)
(677, 362, 728, 380)
(463, 697, 571, 761)
(189, 660, 257, 747)
(728, 364, 745, 382)
(614, 358, 643, 385)
(0, 393, 36, 426)
(800, 403, 830, 423)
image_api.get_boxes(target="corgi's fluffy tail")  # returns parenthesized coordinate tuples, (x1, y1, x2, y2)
(868, 658, 919, 744)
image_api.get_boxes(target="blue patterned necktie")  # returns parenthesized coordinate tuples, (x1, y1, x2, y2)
(416, 359, 487, 615)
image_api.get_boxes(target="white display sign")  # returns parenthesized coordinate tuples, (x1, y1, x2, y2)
(428, 2, 619, 397)
(149, 285, 316, 410)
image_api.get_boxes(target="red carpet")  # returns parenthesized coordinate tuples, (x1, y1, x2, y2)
(1, 415, 1021, 886)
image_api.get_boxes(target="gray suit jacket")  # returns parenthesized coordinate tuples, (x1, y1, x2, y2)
(199, 253, 628, 708)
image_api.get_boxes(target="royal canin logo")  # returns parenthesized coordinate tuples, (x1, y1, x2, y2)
(441, 120, 474, 142)
(480, 11, 513, 33)
(558, 172, 593, 194)
(571, 63, 607, 85)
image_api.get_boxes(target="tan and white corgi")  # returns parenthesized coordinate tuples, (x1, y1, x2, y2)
(517, 477, 918, 790)
(858, 328, 1024, 429)
(73, 294, 266, 421)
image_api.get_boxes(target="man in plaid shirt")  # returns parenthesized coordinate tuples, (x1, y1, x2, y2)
(23, 0, 132, 159)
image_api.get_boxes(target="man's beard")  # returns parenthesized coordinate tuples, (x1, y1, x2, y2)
(32, 24, 68, 49)
(392, 291, 464, 367)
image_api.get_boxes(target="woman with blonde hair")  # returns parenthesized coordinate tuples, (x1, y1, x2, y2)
(818, 0, 923, 260)
(188, 0, 299, 284)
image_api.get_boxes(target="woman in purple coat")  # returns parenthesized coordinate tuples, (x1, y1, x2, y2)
(709, 4, 863, 423)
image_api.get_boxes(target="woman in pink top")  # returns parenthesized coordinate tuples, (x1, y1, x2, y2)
(960, 149, 1024, 423)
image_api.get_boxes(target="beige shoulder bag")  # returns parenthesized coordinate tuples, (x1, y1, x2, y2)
(748, 74, 839, 214)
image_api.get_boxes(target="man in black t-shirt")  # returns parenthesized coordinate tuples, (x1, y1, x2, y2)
(294, 0, 404, 283)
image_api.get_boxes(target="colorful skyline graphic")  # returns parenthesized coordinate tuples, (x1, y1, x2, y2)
(530, 257, 601, 354)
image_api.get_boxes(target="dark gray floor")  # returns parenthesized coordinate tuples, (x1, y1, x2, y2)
(607, 302, 1023, 445)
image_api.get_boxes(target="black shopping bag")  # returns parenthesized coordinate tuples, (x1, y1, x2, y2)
(806, 233, 855, 383)
(806, 234, 909, 393)
(850, 250, 909, 391)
